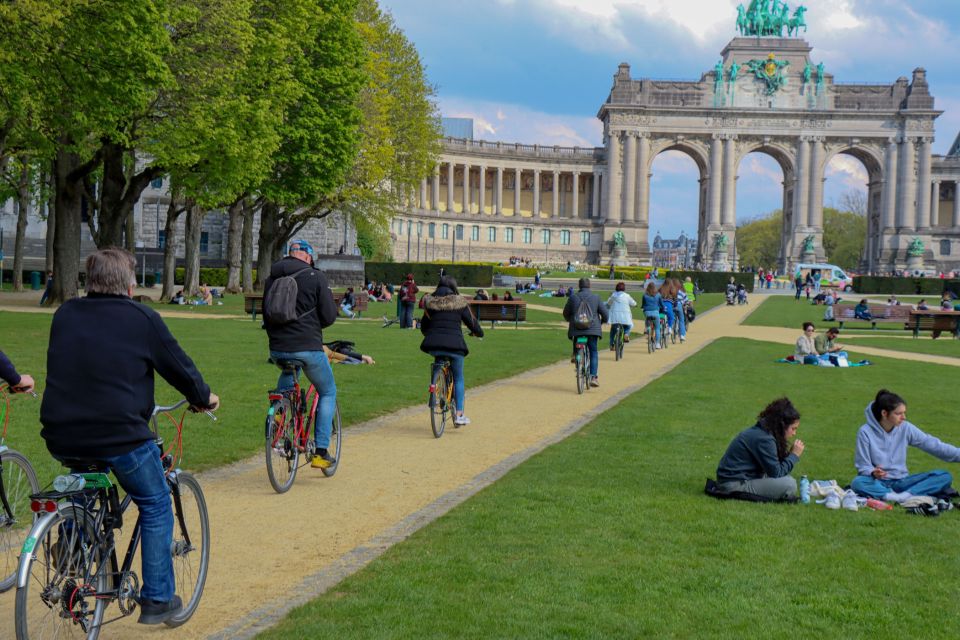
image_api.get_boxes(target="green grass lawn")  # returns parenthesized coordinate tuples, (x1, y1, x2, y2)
(0, 311, 567, 482)
(256, 337, 960, 639)
(743, 295, 916, 334)
(841, 336, 960, 358)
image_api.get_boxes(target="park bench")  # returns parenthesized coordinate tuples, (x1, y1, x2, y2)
(493, 274, 516, 287)
(333, 291, 369, 317)
(834, 303, 910, 330)
(905, 309, 960, 339)
(244, 294, 264, 320)
(467, 299, 527, 328)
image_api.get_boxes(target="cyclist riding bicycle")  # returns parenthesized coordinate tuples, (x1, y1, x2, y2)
(641, 281, 662, 348)
(563, 278, 609, 387)
(420, 276, 483, 426)
(0, 350, 34, 393)
(263, 239, 339, 469)
(606, 281, 637, 349)
(38, 248, 219, 625)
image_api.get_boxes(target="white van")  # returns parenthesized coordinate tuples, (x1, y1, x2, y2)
(794, 263, 854, 292)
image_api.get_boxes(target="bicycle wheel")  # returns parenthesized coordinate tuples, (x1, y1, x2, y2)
(429, 365, 449, 438)
(1, 450, 40, 592)
(265, 397, 299, 494)
(166, 472, 209, 628)
(575, 347, 586, 394)
(15, 505, 107, 639)
(321, 403, 342, 478)
(647, 319, 656, 354)
(670, 317, 677, 344)
(614, 327, 624, 361)
(660, 319, 669, 350)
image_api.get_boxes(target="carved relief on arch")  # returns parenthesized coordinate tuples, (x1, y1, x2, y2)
(609, 113, 659, 126)
(647, 136, 710, 175)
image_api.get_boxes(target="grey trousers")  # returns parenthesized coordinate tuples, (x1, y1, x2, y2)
(717, 476, 797, 500)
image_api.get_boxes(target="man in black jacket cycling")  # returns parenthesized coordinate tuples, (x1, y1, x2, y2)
(263, 239, 339, 468)
(40, 248, 219, 625)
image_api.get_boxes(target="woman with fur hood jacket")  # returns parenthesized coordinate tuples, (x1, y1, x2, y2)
(420, 276, 484, 426)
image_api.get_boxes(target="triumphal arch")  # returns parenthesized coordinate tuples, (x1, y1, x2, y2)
(398, 2, 960, 273)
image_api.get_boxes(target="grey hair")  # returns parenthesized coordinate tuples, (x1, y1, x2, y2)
(86, 248, 136, 295)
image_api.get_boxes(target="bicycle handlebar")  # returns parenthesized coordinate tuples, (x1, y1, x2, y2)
(151, 399, 218, 422)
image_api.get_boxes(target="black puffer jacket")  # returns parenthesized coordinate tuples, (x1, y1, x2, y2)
(263, 257, 338, 352)
(419, 287, 484, 356)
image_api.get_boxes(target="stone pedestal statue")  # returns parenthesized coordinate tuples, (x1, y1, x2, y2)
(611, 229, 629, 267)
(905, 237, 926, 276)
(711, 232, 729, 271)
(800, 234, 816, 263)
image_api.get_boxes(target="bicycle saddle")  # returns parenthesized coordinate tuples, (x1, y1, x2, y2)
(272, 358, 307, 370)
(55, 458, 110, 473)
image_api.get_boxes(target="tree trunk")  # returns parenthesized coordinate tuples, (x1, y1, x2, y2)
(182, 204, 204, 296)
(44, 171, 55, 273)
(124, 208, 136, 253)
(159, 199, 184, 302)
(241, 199, 255, 293)
(224, 199, 243, 293)
(255, 202, 280, 291)
(51, 147, 84, 303)
(96, 141, 161, 249)
(12, 162, 30, 292)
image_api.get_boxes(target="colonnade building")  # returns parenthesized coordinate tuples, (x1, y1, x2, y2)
(393, 28, 960, 274)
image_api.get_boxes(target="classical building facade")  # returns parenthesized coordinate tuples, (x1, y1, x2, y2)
(394, 23, 960, 274)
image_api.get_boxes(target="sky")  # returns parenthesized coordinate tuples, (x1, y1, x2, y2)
(378, 0, 960, 240)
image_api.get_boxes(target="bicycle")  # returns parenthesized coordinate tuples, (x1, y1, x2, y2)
(14, 400, 215, 639)
(611, 324, 625, 361)
(646, 316, 658, 354)
(659, 315, 670, 350)
(669, 308, 678, 345)
(428, 357, 456, 438)
(1, 384, 40, 593)
(573, 336, 590, 394)
(265, 359, 342, 493)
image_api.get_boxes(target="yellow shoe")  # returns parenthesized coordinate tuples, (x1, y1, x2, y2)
(311, 452, 335, 469)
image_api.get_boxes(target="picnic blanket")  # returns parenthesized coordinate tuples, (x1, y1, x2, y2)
(777, 353, 872, 367)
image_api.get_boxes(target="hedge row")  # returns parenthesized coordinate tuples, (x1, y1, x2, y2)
(171, 268, 250, 287)
(594, 267, 654, 281)
(666, 271, 754, 293)
(365, 262, 493, 287)
(494, 266, 539, 277)
(853, 276, 960, 296)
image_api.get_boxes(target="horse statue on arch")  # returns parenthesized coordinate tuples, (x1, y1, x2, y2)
(788, 5, 807, 37)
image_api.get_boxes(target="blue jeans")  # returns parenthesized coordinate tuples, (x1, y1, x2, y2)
(399, 301, 415, 328)
(644, 311, 661, 344)
(572, 336, 599, 377)
(429, 351, 465, 412)
(270, 349, 337, 450)
(661, 303, 675, 331)
(609, 324, 631, 347)
(851, 470, 953, 499)
(674, 302, 686, 338)
(101, 441, 173, 602)
(340, 302, 355, 318)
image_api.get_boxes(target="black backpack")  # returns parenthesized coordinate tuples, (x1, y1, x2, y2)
(264, 269, 313, 325)
(573, 295, 594, 330)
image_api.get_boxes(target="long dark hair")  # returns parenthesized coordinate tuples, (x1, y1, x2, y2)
(871, 389, 906, 423)
(757, 397, 800, 460)
(437, 275, 459, 295)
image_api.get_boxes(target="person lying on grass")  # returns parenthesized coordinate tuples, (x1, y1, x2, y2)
(715, 398, 805, 500)
(850, 389, 960, 504)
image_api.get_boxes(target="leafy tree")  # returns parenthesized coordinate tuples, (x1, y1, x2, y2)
(736, 210, 782, 270)
(823, 206, 866, 270)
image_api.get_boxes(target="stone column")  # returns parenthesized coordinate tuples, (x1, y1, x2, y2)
(446, 161, 454, 212)
(929, 180, 941, 228)
(623, 132, 637, 224)
(635, 134, 650, 225)
(606, 132, 623, 222)
(419, 179, 427, 210)
(432, 164, 440, 211)
(916, 138, 932, 230)
(463, 163, 471, 214)
(954, 181, 960, 228)
(707, 135, 723, 227)
(495, 166, 504, 215)
(478, 165, 486, 215)
(514, 168, 521, 216)
(807, 138, 824, 229)
(898, 137, 916, 230)
(571, 171, 580, 219)
(552, 169, 560, 218)
(721, 136, 737, 226)
(881, 138, 898, 230)
(591, 171, 601, 219)
(533, 169, 541, 217)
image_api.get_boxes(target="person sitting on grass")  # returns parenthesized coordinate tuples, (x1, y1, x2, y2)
(794, 322, 820, 364)
(714, 397, 805, 500)
(814, 327, 843, 354)
(850, 389, 960, 503)
(854, 299, 872, 320)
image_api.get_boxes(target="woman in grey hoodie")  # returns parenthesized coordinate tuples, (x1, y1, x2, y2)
(850, 389, 960, 502)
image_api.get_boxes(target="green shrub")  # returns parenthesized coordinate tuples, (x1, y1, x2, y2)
(853, 276, 948, 295)
(365, 262, 493, 287)
(666, 270, 753, 293)
(494, 266, 539, 277)
(172, 268, 254, 287)
(594, 267, 652, 281)
(145, 273, 157, 288)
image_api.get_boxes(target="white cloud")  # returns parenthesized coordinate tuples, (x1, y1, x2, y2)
(826, 154, 869, 190)
(440, 97, 602, 147)
(745, 154, 783, 184)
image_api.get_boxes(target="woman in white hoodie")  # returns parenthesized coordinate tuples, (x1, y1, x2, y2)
(607, 282, 637, 349)
(850, 389, 960, 502)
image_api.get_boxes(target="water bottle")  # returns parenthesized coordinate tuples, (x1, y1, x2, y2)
(53, 474, 86, 492)
(799, 475, 810, 504)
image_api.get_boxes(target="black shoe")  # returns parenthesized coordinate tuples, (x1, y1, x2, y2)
(138, 595, 183, 625)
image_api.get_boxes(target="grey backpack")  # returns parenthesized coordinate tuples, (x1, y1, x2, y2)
(573, 295, 594, 330)
(265, 269, 313, 325)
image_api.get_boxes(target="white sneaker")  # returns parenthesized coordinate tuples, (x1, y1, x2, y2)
(680, 336, 686, 343)
(841, 490, 859, 512)
(454, 414, 471, 426)
(883, 491, 914, 504)
(824, 493, 841, 510)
